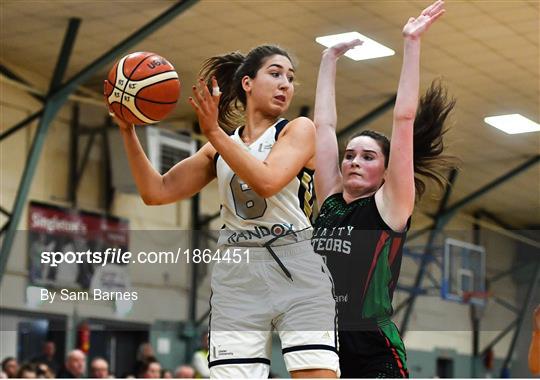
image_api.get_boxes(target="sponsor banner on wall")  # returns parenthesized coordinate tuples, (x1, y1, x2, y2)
(28, 201, 130, 291)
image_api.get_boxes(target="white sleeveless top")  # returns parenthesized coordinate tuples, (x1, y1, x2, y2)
(215, 119, 315, 246)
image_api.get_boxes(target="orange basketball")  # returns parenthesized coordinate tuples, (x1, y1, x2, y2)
(104, 52, 180, 125)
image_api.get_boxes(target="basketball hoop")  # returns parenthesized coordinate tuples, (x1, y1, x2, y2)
(462, 291, 491, 304)
(442, 238, 487, 306)
(464, 291, 491, 320)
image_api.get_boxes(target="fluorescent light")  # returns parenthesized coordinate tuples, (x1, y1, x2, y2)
(484, 114, 540, 134)
(316, 31, 395, 61)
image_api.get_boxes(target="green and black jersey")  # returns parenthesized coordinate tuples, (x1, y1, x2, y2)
(313, 192, 409, 377)
(313, 192, 408, 328)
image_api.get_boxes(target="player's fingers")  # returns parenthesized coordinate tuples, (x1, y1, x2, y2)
(422, 0, 439, 16)
(103, 80, 114, 114)
(430, 0, 445, 15)
(211, 76, 220, 95)
(192, 84, 205, 106)
(429, 9, 445, 23)
(349, 39, 363, 48)
(211, 76, 221, 104)
(199, 77, 212, 100)
(188, 96, 201, 113)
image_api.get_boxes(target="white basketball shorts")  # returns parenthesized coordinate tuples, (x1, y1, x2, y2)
(208, 240, 339, 378)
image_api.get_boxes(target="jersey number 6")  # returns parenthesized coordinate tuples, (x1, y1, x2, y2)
(230, 174, 267, 220)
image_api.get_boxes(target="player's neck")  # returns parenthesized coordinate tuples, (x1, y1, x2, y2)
(243, 109, 279, 144)
(343, 187, 376, 204)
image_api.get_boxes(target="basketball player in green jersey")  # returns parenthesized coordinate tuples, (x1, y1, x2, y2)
(312, 0, 456, 377)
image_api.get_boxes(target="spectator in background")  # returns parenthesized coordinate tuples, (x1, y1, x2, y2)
(530, 305, 540, 375)
(191, 333, 209, 378)
(134, 343, 155, 376)
(57, 350, 85, 378)
(161, 368, 172, 378)
(16, 363, 37, 378)
(31, 340, 59, 374)
(35, 363, 54, 379)
(174, 365, 195, 379)
(1, 358, 18, 378)
(90, 357, 110, 378)
(139, 359, 161, 379)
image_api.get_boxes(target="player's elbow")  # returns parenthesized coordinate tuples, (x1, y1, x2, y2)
(314, 119, 336, 131)
(141, 176, 179, 205)
(251, 176, 285, 198)
(252, 183, 276, 199)
(141, 193, 163, 206)
(141, 196, 159, 206)
(393, 109, 416, 122)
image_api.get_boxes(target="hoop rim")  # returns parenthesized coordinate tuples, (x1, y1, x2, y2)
(462, 290, 491, 302)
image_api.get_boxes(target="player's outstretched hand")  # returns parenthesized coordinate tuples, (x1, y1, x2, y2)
(188, 76, 221, 138)
(323, 39, 363, 60)
(402, 0, 445, 40)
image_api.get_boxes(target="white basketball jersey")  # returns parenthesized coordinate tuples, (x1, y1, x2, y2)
(215, 119, 315, 246)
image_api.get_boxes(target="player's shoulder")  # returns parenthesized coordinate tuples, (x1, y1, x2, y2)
(288, 116, 315, 128)
(280, 116, 315, 137)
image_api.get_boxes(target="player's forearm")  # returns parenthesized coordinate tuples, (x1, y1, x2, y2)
(393, 38, 421, 122)
(119, 126, 165, 204)
(314, 52, 339, 130)
(384, 38, 419, 215)
(206, 128, 275, 197)
(315, 126, 342, 202)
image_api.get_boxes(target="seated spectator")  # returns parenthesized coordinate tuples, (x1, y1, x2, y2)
(16, 363, 37, 378)
(139, 359, 161, 379)
(57, 350, 86, 378)
(90, 357, 110, 378)
(174, 365, 195, 379)
(161, 368, 172, 378)
(35, 363, 54, 378)
(1, 357, 18, 378)
(133, 343, 155, 376)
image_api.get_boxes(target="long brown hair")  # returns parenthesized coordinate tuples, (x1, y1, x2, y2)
(347, 80, 457, 199)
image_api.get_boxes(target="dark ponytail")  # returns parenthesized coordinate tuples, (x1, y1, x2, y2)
(200, 52, 245, 132)
(199, 45, 294, 132)
(412, 79, 457, 199)
(347, 80, 457, 200)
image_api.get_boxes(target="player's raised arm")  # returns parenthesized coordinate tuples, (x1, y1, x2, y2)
(377, 0, 446, 230)
(313, 40, 362, 203)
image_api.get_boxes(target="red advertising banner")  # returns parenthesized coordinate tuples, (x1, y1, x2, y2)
(28, 201, 130, 290)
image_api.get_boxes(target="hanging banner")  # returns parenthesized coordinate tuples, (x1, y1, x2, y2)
(27, 201, 130, 291)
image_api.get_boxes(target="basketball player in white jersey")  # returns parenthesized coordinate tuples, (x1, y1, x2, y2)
(108, 45, 338, 378)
